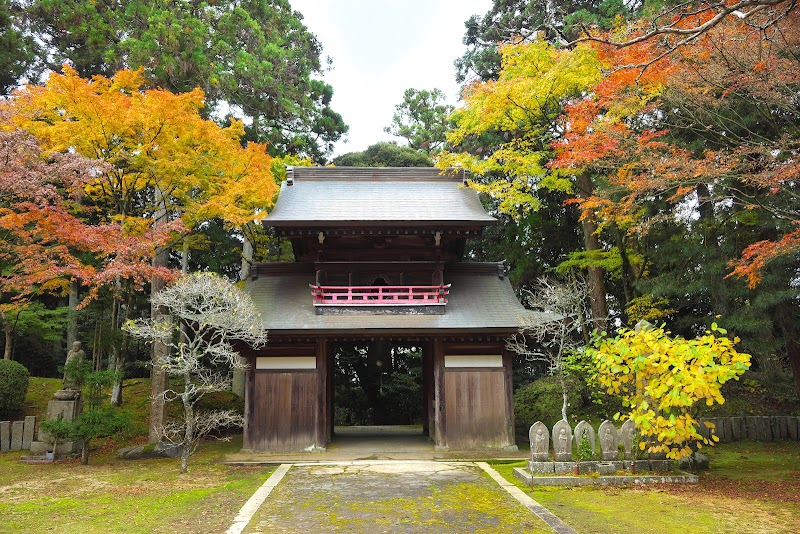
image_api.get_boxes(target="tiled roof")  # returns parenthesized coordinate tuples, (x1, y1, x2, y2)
(264, 167, 495, 227)
(245, 263, 554, 334)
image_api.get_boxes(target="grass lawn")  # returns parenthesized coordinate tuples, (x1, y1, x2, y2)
(9, 378, 800, 533)
(0, 435, 272, 534)
(2, 378, 268, 534)
(492, 441, 800, 534)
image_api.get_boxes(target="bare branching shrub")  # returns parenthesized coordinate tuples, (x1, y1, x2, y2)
(125, 272, 267, 473)
(508, 274, 599, 422)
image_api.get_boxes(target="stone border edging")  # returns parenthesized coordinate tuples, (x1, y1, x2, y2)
(476, 462, 577, 534)
(513, 467, 698, 487)
(226, 463, 292, 534)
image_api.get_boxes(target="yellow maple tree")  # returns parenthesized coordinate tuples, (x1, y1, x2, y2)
(11, 66, 276, 230)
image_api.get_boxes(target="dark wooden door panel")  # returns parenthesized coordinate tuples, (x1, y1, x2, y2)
(251, 371, 318, 451)
(444, 369, 507, 449)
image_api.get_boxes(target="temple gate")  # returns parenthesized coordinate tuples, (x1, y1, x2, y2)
(242, 167, 545, 452)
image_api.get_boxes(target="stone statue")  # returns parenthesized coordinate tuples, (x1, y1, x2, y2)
(55, 341, 85, 400)
(573, 420, 596, 453)
(620, 419, 637, 460)
(598, 420, 619, 461)
(529, 421, 550, 462)
(552, 420, 573, 461)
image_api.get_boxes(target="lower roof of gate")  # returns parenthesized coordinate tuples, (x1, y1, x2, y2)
(245, 262, 556, 335)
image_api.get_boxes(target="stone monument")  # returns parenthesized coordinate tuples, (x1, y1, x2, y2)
(598, 420, 619, 461)
(54, 341, 85, 400)
(29, 341, 85, 457)
(573, 420, 595, 453)
(552, 420, 573, 461)
(620, 419, 637, 460)
(529, 421, 550, 462)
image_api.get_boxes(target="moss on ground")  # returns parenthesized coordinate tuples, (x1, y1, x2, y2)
(245, 464, 552, 534)
(0, 436, 272, 533)
(703, 441, 800, 482)
(491, 440, 800, 534)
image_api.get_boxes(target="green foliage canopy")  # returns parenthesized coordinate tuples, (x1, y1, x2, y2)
(333, 142, 433, 168)
(455, 0, 636, 82)
(384, 88, 454, 154)
(27, 0, 347, 160)
(0, 0, 36, 95)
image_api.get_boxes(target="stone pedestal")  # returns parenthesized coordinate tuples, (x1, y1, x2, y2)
(30, 396, 83, 457)
(553, 461, 573, 475)
(597, 462, 617, 475)
(30, 440, 84, 456)
(528, 461, 555, 475)
(650, 459, 674, 472)
(578, 461, 599, 475)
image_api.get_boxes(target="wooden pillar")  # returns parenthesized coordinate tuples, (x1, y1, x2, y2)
(432, 338, 446, 449)
(422, 341, 433, 436)
(503, 347, 516, 449)
(242, 353, 254, 451)
(316, 338, 328, 449)
(327, 341, 334, 442)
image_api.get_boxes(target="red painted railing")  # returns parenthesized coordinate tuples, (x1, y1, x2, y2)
(310, 284, 450, 306)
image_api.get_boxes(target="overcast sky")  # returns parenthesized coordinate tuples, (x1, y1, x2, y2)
(288, 0, 492, 158)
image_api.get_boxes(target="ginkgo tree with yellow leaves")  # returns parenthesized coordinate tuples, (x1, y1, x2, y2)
(588, 322, 751, 459)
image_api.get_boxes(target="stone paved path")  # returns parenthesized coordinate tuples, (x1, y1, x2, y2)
(242, 461, 554, 533)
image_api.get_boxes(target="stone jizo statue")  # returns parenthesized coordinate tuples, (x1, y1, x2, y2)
(529, 421, 550, 461)
(552, 420, 573, 461)
(598, 420, 619, 461)
(620, 419, 637, 460)
(54, 341, 85, 400)
(573, 420, 596, 453)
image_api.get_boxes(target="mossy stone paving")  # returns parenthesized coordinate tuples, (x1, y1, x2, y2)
(244, 461, 552, 533)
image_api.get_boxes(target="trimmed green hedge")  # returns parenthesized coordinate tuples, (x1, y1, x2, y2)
(0, 359, 30, 416)
(514, 375, 582, 435)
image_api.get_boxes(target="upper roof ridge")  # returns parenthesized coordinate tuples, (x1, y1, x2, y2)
(286, 166, 467, 182)
(268, 165, 492, 226)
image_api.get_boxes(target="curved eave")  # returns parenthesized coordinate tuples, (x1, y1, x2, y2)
(245, 263, 557, 335)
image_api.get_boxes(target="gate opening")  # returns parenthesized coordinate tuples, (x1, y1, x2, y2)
(331, 340, 430, 447)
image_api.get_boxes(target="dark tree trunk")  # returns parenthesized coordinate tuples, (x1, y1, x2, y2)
(351, 341, 390, 425)
(787, 339, 800, 396)
(81, 440, 89, 465)
(240, 223, 254, 282)
(2, 313, 12, 360)
(577, 174, 608, 331)
(614, 226, 634, 312)
(110, 297, 124, 406)
(180, 372, 193, 474)
(696, 183, 729, 316)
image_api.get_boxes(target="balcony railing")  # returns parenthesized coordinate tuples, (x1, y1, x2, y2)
(310, 284, 450, 306)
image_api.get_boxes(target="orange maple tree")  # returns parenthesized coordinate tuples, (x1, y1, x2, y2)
(6, 68, 276, 420)
(556, 14, 800, 287)
(0, 116, 177, 359)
